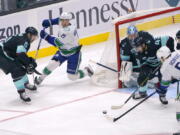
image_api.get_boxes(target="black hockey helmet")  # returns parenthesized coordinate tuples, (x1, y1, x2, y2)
(25, 27, 38, 36)
(134, 36, 145, 47)
(176, 30, 180, 39)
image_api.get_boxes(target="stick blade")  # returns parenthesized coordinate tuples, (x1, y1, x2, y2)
(111, 104, 124, 110)
(104, 114, 114, 122)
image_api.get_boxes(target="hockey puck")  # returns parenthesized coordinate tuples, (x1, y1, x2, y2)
(102, 110, 107, 114)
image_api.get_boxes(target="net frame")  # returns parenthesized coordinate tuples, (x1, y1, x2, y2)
(114, 7, 180, 88)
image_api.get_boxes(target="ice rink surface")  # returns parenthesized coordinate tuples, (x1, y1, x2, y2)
(0, 24, 180, 135)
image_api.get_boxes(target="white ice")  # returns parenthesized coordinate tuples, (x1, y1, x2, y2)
(0, 24, 179, 135)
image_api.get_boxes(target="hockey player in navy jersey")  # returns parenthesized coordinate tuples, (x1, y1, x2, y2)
(176, 30, 180, 50)
(0, 27, 38, 102)
(120, 25, 175, 88)
(35, 12, 93, 85)
(132, 36, 161, 99)
(120, 25, 155, 88)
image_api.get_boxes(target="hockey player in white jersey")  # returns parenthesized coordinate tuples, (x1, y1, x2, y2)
(156, 46, 180, 104)
(35, 12, 93, 85)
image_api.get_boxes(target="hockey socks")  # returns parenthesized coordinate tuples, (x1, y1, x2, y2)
(133, 85, 148, 99)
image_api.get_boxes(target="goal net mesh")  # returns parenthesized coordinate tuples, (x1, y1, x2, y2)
(91, 7, 180, 88)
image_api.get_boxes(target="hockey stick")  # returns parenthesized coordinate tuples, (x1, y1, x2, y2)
(34, 28, 45, 59)
(32, 28, 45, 84)
(176, 81, 180, 100)
(104, 91, 157, 122)
(111, 64, 161, 110)
(111, 88, 138, 109)
(89, 60, 119, 73)
(34, 69, 42, 75)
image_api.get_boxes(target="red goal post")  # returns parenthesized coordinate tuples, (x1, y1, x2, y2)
(114, 7, 180, 88)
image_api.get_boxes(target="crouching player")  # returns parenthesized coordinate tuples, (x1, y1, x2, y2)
(35, 12, 93, 85)
(120, 25, 155, 88)
(132, 36, 161, 99)
(0, 27, 38, 102)
(156, 46, 180, 121)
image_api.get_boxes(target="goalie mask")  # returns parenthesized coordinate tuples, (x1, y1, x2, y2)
(127, 25, 138, 40)
(156, 46, 171, 62)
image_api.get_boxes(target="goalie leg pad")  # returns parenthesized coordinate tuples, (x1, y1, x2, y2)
(119, 61, 132, 82)
(124, 72, 139, 88)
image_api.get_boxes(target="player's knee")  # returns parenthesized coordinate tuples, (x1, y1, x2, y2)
(10, 67, 28, 90)
(67, 73, 79, 81)
(137, 75, 147, 87)
(43, 60, 60, 75)
(11, 67, 26, 80)
(43, 67, 52, 75)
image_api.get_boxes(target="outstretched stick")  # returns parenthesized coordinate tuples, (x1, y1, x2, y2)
(113, 91, 156, 122)
(111, 88, 138, 110)
(34, 28, 45, 59)
(32, 28, 45, 84)
(104, 91, 157, 122)
(89, 60, 119, 73)
(111, 64, 161, 110)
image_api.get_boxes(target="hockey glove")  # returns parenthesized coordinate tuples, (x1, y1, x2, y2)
(42, 19, 51, 28)
(40, 30, 49, 40)
(42, 18, 60, 28)
(26, 57, 37, 74)
(171, 78, 179, 84)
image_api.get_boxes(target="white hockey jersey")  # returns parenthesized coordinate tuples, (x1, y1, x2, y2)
(58, 24, 79, 50)
(161, 50, 180, 82)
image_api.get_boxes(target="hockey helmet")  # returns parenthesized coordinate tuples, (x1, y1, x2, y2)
(134, 36, 145, 47)
(60, 12, 72, 20)
(156, 46, 171, 60)
(127, 25, 138, 35)
(25, 27, 38, 36)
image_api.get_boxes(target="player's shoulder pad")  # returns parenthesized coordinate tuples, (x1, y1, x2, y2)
(66, 24, 77, 32)
(138, 30, 148, 35)
(120, 38, 128, 46)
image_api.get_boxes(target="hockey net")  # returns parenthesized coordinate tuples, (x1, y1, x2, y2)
(91, 7, 180, 88)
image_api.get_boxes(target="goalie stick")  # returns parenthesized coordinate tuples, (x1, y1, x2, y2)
(89, 60, 119, 73)
(104, 91, 157, 122)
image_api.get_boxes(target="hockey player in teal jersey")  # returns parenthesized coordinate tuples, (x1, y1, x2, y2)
(0, 27, 38, 102)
